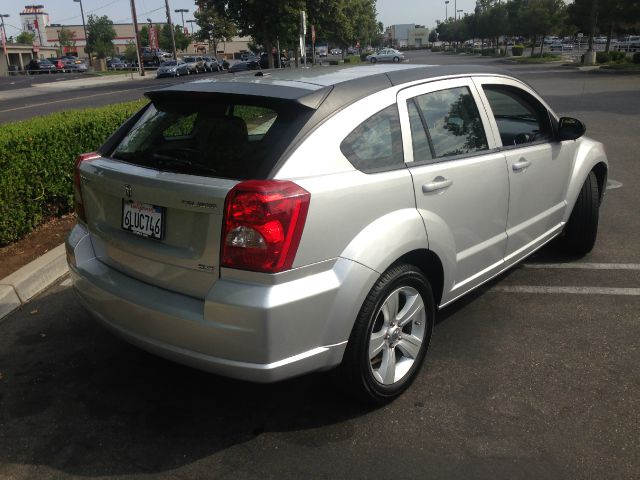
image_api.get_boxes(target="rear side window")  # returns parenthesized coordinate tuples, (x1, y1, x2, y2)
(410, 87, 488, 160)
(111, 99, 311, 179)
(340, 104, 404, 173)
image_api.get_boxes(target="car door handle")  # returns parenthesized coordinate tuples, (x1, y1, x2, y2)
(422, 176, 453, 193)
(512, 159, 532, 171)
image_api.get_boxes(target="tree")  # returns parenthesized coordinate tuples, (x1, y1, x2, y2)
(139, 25, 150, 47)
(194, 3, 236, 57)
(428, 30, 439, 43)
(124, 42, 138, 63)
(58, 27, 77, 55)
(86, 15, 116, 59)
(159, 24, 191, 52)
(15, 31, 35, 45)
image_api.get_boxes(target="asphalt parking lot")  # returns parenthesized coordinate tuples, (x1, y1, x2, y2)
(1, 52, 639, 479)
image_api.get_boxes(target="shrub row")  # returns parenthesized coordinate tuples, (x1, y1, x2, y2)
(512, 45, 525, 56)
(596, 50, 628, 63)
(0, 99, 148, 245)
(343, 55, 362, 64)
(634, 52, 640, 64)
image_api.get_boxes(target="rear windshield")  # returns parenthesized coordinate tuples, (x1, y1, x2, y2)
(110, 97, 312, 179)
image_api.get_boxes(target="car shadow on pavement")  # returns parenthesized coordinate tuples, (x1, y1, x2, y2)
(0, 282, 375, 477)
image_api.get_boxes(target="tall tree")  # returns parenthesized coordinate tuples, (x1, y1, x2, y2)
(57, 27, 77, 54)
(159, 24, 191, 51)
(15, 31, 35, 45)
(86, 15, 116, 59)
(194, 3, 237, 57)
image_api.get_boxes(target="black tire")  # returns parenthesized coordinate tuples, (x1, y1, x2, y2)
(562, 171, 600, 255)
(393, 56, 400, 62)
(175, 71, 180, 77)
(370, 57, 377, 63)
(339, 264, 435, 404)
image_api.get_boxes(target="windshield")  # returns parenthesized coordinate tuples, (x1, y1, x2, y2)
(110, 97, 313, 179)
(162, 61, 177, 66)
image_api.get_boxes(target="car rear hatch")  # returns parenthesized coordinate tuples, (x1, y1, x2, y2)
(77, 82, 330, 299)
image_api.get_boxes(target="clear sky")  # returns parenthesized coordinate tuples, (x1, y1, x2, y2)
(1, 0, 479, 37)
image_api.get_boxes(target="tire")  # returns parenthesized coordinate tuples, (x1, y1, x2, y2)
(175, 71, 180, 77)
(370, 57, 377, 63)
(393, 56, 400, 62)
(339, 263, 435, 404)
(562, 171, 600, 255)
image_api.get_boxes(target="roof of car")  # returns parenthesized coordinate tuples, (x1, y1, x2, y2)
(145, 64, 518, 110)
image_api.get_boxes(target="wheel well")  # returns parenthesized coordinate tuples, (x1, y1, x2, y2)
(592, 162, 608, 204)
(393, 249, 444, 307)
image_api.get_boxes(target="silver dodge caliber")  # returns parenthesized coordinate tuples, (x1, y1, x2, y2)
(67, 65, 608, 403)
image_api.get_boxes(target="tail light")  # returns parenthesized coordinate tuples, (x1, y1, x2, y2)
(73, 152, 100, 223)
(221, 180, 311, 273)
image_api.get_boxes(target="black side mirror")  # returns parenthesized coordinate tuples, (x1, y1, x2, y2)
(558, 117, 586, 141)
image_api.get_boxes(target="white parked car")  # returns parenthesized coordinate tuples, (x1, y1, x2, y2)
(68, 65, 608, 403)
(366, 48, 406, 63)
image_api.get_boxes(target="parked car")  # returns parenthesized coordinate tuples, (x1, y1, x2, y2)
(46, 58, 66, 72)
(107, 57, 128, 70)
(240, 52, 258, 62)
(550, 41, 573, 51)
(366, 48, 406, 63)
(26, 58, 56, 74)
(228, 60, 261, 72)
(68, 65, 608, 403)
(140, 47, 172, 66)
(63, 60, 87, 73)
(182, 56, 203, 74)
(156, 60, 190, 78)
(202, 56, 221, 72)
(330, 48, 342, 55)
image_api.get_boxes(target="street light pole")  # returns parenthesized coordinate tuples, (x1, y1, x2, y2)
(174, 9, 188, 31)
(73, 0, 91, 65)
(445, 1, 449, 21)
(0, 14, 10, 72)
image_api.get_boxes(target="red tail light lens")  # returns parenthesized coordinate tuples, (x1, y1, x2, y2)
(221, 180, 311, 273)
(73, 152, 100, 223)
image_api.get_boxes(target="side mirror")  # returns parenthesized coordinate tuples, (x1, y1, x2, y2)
(558, 117, 586, 141)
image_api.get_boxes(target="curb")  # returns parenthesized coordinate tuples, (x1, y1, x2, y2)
(0, 243, 68, 320)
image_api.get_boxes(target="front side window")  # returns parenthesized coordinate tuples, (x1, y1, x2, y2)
(340, 104, 404, 173)
(483, 85, 552, 147)
(410, 86, 489, 160)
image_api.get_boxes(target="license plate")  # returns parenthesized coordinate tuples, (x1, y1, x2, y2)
(122, 200, 164, 240)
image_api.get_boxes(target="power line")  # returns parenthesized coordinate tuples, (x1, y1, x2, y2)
(56, 0, 125, 24)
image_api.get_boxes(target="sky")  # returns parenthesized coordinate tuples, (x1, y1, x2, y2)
(1, 0, 479, 37)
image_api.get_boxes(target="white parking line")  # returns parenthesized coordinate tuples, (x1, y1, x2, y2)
(524, 263, 640, 270)
(492, 286, 640, 296)
(59, 278, 72, 287)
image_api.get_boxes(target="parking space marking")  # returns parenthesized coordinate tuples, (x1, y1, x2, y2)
(59, 278, 72, 287)
(492, 285, 640, 296)
(524, 262, 640, 270)
(607, 179, 623, 190)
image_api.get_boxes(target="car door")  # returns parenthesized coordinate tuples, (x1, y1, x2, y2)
(473, 77, 573, 263)
(397, 78, 510, 305)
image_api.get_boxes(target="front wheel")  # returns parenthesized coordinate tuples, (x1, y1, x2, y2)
(339, 264, 435, 404)
(561, 171, 600, 255)
(370, 57, 377, 63)
(393, 56, 400, 62)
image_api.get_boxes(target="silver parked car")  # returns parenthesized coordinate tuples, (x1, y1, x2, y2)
(67, 65, 608, 403)
(366, 48, 406, 63)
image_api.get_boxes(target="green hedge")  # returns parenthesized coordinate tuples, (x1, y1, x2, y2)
(0, 99, 148, 245)
(633, 52, 640, 64)
(512, 45, 525, 56)
(343, 55, 361, 64)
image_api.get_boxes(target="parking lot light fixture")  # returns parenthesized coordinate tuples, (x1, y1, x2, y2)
(174, 8, 188, 31)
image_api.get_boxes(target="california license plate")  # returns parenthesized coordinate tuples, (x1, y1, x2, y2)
(122, 200, 164, 240)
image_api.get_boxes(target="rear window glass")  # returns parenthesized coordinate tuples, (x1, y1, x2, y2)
(111, 99, 309, 179)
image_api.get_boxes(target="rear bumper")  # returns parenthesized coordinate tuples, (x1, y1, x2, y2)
(66, 224, 377, 383)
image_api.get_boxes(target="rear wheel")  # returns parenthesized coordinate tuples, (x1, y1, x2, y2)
(340, 264, 434, 404)
(562, 171, 600, 255)
(393, 56, 400, 62)
(370, 57, 377, 63)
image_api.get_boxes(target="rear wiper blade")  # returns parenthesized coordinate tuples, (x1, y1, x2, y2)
(152, 153, 216, 174)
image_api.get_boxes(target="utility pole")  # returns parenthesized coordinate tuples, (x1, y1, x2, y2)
(129, 0, 145, 76)
(164, 0, 177, 60)
(73, 0, 91, 65)
(0, 14, 10, 72)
